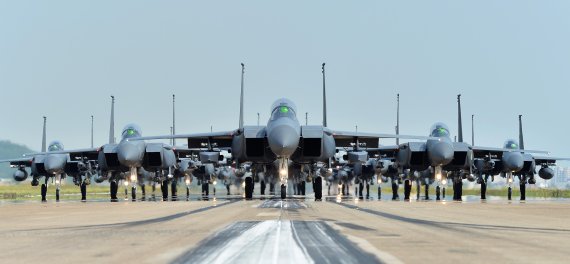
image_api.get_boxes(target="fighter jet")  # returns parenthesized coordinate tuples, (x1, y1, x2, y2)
(94, 96, 183, 201)
(473, 115, 568, 200)
(378, 95, 541, 201)
(130, 63, 434, 200)
(0, 117, 97, 201)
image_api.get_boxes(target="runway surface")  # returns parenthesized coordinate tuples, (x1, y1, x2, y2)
(1, 196, 569, 264)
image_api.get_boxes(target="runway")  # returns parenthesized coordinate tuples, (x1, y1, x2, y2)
(0, 197, 569, 263)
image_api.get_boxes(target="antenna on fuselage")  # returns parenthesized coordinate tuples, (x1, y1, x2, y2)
(91, 115, 94, 148)
(239, 63, 245, 130)
(519, 115, 525, 150)
(471, 114, 474, 146)
(396, 94, 400, 145)
(322, 63, 327, 127)
(457, 94, 463, 143)
(172, 94, 176, 146)
(41, 116, 47, 152)
(109, 95, 115, 144)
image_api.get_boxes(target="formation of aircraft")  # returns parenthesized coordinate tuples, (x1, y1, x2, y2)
(1, 63, 566, 202)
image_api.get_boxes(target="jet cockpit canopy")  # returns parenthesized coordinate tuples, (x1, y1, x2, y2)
(430, 122, 450, 138)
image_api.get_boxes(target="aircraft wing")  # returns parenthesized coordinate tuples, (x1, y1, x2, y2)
(472, 146, 549, 159)
(532, 156, 570, 165)
(130, 130, 237, 149)
(23, 148, 100, 161)
(327, 129, 437, 148)
(0, 157, 33, 166)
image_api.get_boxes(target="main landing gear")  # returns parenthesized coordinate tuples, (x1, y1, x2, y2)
(245, 177, 254, 199)
(313, 176, 322, 200)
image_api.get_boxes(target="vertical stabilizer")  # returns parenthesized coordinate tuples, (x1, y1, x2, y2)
(172, 94, 176, 146)
(109, 96, 115, 144)
(239, 63, 245, 130)
(91, 115, 94, 148)
(41, 116, 47, 152)
(471, 114, 474, 146)
(322, 63, 327, 127)
(519, 115, 525, 150)
(457, 94, 463, 143)
(396, 94, 400, 145)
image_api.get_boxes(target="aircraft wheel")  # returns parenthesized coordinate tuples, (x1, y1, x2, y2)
(41, 183, 47, 202)
(260, 180, 266, 195)
(391, 179, 399, 200)
(442, 187, 446, 199)
(161, 182, 169, 200)
(481, 181, 487, 200)
(56, 188, 60, 202)
(171, 180, 178, 199)
(377, 185, 382, 200)
(280, 184, 286, 199)
(403, 180, 411, 201)
(245, 177, 253, 199)
(508, 187, 512, 200)
(110, 181, 118, 201)
(80, 181, 87, 201)
(131, 186, 137, 201)
(301, 180, 306, 196)
(359, 182, 364, 199)
(201, 182, 209, 196)
(436, 186, 441, 201)
(520, 183, 526, 201)
(187, 186, 190, 199)
(313, 177, 322, 200)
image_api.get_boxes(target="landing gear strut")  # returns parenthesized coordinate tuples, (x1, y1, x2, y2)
(80, 180, 87, 201)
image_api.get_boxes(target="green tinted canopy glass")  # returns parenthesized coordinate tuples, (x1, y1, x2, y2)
(279, 106, 289, 113)
(127, 129, 136, 135)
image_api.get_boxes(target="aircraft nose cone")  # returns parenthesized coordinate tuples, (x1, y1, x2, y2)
(504, 153, 524, 172)
(429, 142, 454, 166)
(44, 155, 66, 174)
(117, 142, 145, 167)
(268, 125, 300, 157)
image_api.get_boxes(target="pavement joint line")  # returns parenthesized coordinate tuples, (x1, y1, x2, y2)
(329, 200, 570, 234)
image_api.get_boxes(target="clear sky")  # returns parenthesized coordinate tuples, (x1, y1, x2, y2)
(1, 1, 569, 163)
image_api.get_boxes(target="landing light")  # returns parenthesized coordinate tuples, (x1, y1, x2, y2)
(508, 178, 513, 183)
(436, 173, 442, 180)
(242, 182, 246, 188)
(167, 174, 173, 178)
(280, 169, 287, 175)
(442, 179, 447, 185)
(213, 181, 217, 185)
(130, 175, 137, 182)
(185, 179, 191, 185)
(55, 180, 60, 185)
(123, 181, 129, 186)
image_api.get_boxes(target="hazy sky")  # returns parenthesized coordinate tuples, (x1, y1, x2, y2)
(1, 1, 569, 163)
